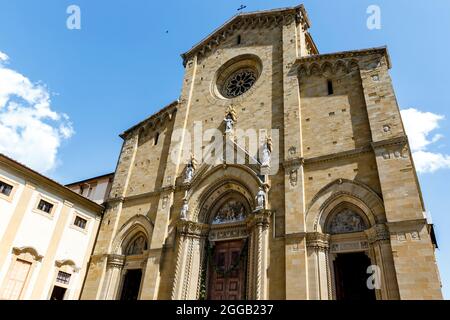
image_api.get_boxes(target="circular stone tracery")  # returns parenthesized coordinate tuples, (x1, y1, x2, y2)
(222, 68, 257, 98)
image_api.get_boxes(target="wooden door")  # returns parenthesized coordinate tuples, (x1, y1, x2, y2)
(208, 240, 246, 300)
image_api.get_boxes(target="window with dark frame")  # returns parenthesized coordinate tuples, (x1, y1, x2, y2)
(327, 80, 334, 95)
(0, 181, 13, 197)
(237, 35, 241, 45)
(37, 199, 54, 214)
(74, 216, 87, 229)
(56, 271, 71, 285)
(154, 132, 160, 145)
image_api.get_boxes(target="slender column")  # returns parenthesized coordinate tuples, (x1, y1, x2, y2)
(170, 220, 209, 300)
(248, 210, 271, 300)
(103, 254, 125, 300)
(365, 224, 400, 300)
(306, 232, 330, 300)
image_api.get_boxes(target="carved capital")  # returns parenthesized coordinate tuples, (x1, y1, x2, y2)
(365, 223, 390, 244)
(247, 209, 272, 230)
(306, 232, 330, 251)
(106, 254, 125, 269)
(177, 220, 210, 238)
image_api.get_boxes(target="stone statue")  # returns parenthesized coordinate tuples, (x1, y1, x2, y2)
(261, 135, 273, 166)
(184, 154, 197, 183)
(255, 187, 266, 210)
(180, 199, 189, 220)
(223, 104, 238, 133)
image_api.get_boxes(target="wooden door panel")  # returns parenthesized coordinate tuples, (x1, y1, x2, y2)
(208, 240, 246, 300)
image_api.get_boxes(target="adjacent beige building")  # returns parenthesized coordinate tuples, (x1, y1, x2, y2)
(81, 4, 442, 300)
(66, 173, 114, 204)
(0, 153, 103, 300)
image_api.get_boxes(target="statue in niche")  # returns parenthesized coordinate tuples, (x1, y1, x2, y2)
(255, 187, 266, 210)
(328, 209, 367, 234)
(180, 199, 189, 220)
(126, 235, 147, 255)
(212, 200, 246, 224)
(261, 135, 272, 166)
(223, 104, 238, 133)
(184, 153, 197, 183)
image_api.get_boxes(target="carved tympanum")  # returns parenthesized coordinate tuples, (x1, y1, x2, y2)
(328, 209, 367, 234)
(126, 235, 147, 255)
(212, 200, 246, 224)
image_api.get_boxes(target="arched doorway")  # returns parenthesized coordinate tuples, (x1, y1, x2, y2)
(118, 233, 148, 300)
(325, 206, 376, 301)
(204, 197, 249, 300)
(171, 175, 271, 300)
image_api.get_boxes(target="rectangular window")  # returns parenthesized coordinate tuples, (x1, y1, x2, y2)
(56, 271, 71, 285)
(37, 199, 54, 214)
(74, 216, 87, 230)
(0, 181, 13, 197)
(327, 80, 334, 95)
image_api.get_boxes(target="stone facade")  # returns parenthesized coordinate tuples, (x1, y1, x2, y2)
(80, 4, 442, 300)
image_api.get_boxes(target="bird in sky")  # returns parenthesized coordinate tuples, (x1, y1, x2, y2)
(237, 5, 247, 11)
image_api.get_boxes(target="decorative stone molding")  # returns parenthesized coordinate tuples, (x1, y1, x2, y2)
(306, 232, 330, 251)
(120, 101, 178, 139)
(330, 241, 369, 253)
(295, 46, 391, 71)
(209, 223, 249, 242)
(55, 259, 81, 272)
(365, 224, 390, 244)
(177, 220, 210, 238)
(247, 209, 272, 230)
(303, 146, 372, 166)
(282, 156, 304, 169)
(12, 246, 43, 262)
(181, 5, 312, 66)
(106, 254, 125, 269)
(371, 136, 408, 150)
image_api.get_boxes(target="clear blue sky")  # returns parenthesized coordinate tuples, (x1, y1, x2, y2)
(1, 0, 449, 299)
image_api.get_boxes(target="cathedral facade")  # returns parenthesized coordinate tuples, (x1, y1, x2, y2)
(81, 5, 442, 300)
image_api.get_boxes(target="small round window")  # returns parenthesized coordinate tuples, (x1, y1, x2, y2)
(214, 54, 262, 100)
(222, 68, 257, 98)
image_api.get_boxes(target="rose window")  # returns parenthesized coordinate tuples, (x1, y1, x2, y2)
(222, 69, 257, 98)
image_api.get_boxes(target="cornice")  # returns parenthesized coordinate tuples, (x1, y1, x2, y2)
(282, 157, 304, 169)
(303, 146, 372, 166)
(294, 46, 391, 69)
(120, 100, 178, 139)
(181, 5, 311, 66)
(371, 136, 408, 150)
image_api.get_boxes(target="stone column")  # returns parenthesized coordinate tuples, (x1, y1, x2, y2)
(306, 232, 330, 300)
(365, 224, 400, 300)
(103, 254, 125, 300)
(171, 220, 209, 300)
(248, 210, 271, 300)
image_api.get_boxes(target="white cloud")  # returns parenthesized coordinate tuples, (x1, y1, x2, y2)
(0, 51, 9, 63)
(0, 50, 74, 173)
(401, 108, 450, 173)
